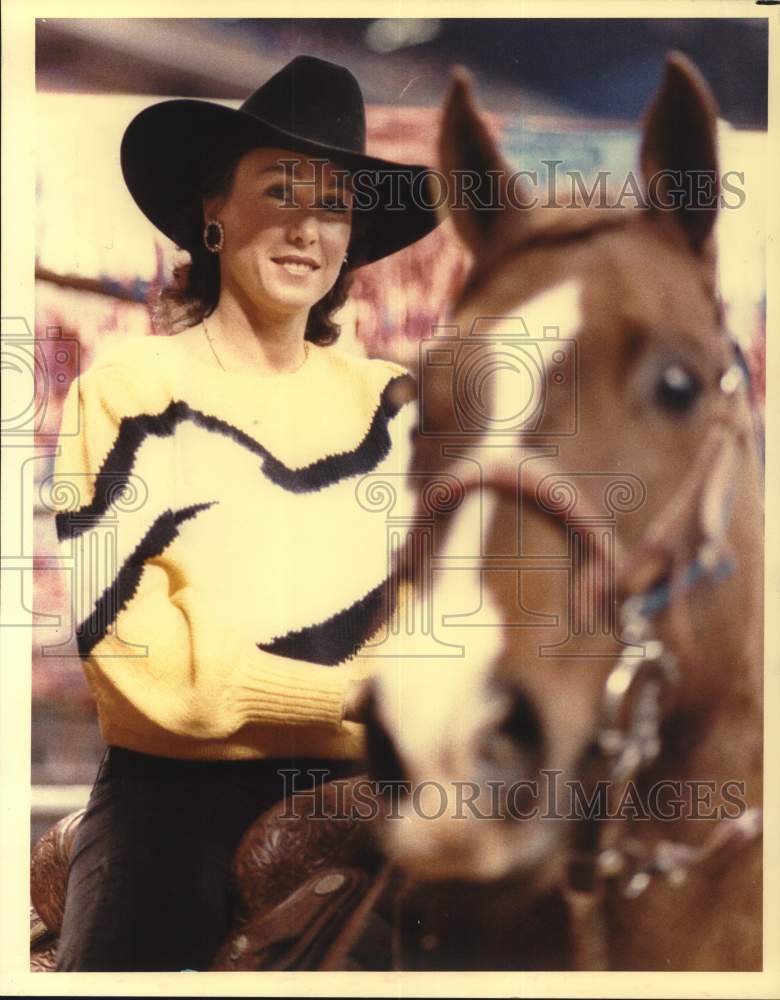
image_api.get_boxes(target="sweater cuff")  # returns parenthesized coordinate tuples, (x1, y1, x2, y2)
(230, 657, 351, 730)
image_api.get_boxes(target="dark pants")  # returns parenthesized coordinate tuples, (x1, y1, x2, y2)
(55, 746, 361, 972)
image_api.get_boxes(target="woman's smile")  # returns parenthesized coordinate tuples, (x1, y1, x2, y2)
(271, 253, 321, 277)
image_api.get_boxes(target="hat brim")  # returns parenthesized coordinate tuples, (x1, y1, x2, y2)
(120, 99, 441, 267)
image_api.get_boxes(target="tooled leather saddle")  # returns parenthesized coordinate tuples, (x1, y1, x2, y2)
(30, 775, 396, 972)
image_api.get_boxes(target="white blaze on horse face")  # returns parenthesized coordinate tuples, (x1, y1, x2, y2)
(483, 278, 583, 435)
(373, 490, 523, 881)
(390, 491, 507, 775)
(372, 282, 584, 880)
(375, 488, 557, 882)
(514, 277, 583, 340)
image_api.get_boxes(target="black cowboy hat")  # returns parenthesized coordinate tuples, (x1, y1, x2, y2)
(120, 55, 441, 267)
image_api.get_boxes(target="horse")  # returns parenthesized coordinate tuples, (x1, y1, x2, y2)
(361, 52, 764, 971)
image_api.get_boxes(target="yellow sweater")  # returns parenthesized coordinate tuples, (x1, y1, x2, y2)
(53, 334, 417, 760)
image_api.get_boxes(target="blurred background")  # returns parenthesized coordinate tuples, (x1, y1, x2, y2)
(31, 17, 768, 842)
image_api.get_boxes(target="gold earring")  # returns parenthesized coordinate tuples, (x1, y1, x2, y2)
(204, 219, 225, 253)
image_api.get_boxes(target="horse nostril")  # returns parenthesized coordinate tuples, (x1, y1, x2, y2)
(361, 683, 408, 786)
(480, 687, 544, 771)
(500, 689, 543, 754)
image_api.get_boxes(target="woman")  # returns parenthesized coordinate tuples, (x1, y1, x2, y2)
(53, 55, 439, 971)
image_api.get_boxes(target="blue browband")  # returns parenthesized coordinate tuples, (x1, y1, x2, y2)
(631, 547, 734, 622)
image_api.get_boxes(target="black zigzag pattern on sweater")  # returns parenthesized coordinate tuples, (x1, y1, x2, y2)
(257, 577, 389, 666)
(55, 374, 413, 542)
(75, 501, 215, 657)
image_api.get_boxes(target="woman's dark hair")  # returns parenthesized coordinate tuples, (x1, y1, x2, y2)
(155, 132, 354, 344)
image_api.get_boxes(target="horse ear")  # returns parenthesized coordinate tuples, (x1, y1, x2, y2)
(439, 67, 531, 255)
(640, 51, 720, 254)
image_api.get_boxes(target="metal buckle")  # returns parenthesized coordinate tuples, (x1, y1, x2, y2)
(596, 610, 679, 782)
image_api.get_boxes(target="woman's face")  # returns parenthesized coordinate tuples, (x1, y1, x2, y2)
(205, 147, 353, 321)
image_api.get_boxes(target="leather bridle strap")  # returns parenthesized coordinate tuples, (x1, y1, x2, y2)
(448, 397, 744, 633)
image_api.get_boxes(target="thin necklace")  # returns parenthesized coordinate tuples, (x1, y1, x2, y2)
(201, 318, 309, 374)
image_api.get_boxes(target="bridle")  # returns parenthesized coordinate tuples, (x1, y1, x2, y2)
(416, 342, 763, 969)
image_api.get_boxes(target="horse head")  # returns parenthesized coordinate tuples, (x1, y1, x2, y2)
(363, 51, 763, 936)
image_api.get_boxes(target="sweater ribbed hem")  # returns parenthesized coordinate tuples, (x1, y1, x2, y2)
(230, 659, 351, 730)
(99, 719, 367, 761)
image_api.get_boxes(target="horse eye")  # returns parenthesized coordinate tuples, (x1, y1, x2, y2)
(655, 362, 701, 413)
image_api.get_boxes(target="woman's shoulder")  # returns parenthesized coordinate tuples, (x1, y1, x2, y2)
(315, 347, 417, 422)
(78, 335, 176, 415)
(88, 333, 178, 374)
(318, 343, 416, 388)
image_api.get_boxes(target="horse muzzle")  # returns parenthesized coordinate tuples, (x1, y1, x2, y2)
(360, 676, 561, 883)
